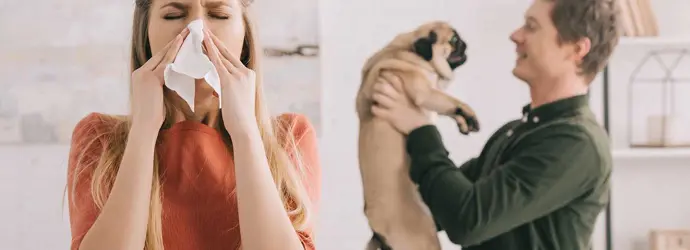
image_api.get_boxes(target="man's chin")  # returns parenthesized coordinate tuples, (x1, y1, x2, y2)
(512, 67, 529, 83)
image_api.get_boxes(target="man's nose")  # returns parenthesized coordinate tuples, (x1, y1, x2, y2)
(510, 29, 522, 43)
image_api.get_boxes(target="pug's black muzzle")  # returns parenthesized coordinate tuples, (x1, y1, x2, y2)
(447, 30, 467, 69)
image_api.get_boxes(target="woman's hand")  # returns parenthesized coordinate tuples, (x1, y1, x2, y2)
(203, 29, 259, 136)
(371, 72, 432, 135)
(130, 28, 189, 131)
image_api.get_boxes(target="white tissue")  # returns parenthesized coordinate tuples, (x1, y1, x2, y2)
(164, 19, 221, 112)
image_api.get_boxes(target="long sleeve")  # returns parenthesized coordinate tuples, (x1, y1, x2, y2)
(458, 158, 480, 182)
(405, 124, 602, 246)
(429, 158, 477, 232)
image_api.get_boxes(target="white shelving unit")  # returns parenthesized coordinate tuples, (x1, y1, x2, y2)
(602, 34, 690, 250)
(613, 148, 690, 160)
(619, 36, 690, 46)
(610, 36, 690, 161)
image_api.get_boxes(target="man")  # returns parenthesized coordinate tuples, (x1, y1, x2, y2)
(370, 0, 619, 249)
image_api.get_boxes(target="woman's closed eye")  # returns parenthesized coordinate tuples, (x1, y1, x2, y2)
(163, 12, 231, 20)
(163, 11, 184, 20)
(208, 11, 230, 19)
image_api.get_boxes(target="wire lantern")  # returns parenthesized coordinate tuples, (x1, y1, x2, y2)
(627, 48, 690, 147)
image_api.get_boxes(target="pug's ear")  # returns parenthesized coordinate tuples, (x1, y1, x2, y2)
(413, 31, 438, 61)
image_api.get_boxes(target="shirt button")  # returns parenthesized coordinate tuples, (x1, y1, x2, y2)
(506, 130, 513, 137)
(533, 116, 540, 123)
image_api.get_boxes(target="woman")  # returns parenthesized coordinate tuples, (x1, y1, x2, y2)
(66, 0, 320, 249)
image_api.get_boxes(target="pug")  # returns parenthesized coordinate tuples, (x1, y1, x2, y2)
(355, 21, 479, 250)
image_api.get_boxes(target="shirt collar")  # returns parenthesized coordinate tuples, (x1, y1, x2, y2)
(520, 94, 589, 125)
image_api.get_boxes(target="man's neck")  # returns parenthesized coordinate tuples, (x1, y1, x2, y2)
(529, 75, 589, 109)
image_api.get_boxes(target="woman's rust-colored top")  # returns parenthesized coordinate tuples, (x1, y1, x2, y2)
(67, 112, 321, 250)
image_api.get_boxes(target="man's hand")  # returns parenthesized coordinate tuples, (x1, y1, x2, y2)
(371, 72, 432, 134)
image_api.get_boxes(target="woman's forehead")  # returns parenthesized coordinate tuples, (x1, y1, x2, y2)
(153, 0, 238, 8)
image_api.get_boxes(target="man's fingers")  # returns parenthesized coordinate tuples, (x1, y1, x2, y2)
(372, 91, 397, 109)
(206, 29, 244, 68)
(373, 80, 402, 101)
(143, 28, 189, 71)
(380, 71, 404, 93)
(371, 105, 389, 119)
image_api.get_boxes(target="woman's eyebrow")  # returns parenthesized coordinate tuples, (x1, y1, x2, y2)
(160, 1, 187, 10)
(205, 1, 231, 8)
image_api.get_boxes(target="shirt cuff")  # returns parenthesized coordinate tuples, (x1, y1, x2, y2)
(406, 125, 447, 156)
(406, 125, 450, 183)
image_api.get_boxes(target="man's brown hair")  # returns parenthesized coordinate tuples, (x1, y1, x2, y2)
(547, 0, 620, 78)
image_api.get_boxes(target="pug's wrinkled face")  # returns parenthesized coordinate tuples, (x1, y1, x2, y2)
(412, 22, 468, 80)
(447, 30, 468, 69)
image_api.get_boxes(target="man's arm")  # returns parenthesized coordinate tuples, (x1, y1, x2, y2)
(458, 158, 480, 181)
(429, 158, 478, 232)
(435, 120, 518, 184)
(406, 124, 601, 246)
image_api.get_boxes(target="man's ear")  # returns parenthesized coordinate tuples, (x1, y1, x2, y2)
(413, 31, 438, 61)
(573, 37, 591, 63)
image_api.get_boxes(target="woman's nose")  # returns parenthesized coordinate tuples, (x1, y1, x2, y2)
(186, 10, 205, 22)
(183, 14, 213, 34)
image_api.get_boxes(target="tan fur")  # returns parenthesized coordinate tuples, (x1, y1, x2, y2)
(355, 21, 479, 250)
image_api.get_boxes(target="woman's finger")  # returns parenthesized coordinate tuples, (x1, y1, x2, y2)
(207, 35, 236, 73)
(153, 29, 190, 73)
(207, 29, 244, 68)
(203, 30, 229, 74)
(220, 56, 235, 75)
(143, 28, 189, 71)
(162, 28, 190, 65)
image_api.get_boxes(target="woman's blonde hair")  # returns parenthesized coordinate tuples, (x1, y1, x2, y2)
(69, 0, 311, 249)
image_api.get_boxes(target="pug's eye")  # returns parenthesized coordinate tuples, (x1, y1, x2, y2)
(449, 36, 458, 49)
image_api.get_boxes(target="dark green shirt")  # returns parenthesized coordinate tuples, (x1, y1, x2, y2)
(406, 95, 612, 250)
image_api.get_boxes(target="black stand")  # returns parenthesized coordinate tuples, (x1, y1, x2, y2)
(602, 65, 612, 250)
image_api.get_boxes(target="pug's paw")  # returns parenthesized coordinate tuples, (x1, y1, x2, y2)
(453, 106, 479, 135)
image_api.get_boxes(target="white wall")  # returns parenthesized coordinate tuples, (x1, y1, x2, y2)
(317, 0, 690, 249)
(0, 146, 72, 249)
(1, 0, 689, 250)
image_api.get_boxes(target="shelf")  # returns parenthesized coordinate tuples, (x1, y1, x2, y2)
(619, 36, 690, 46)
(612, 148, 690, 160)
